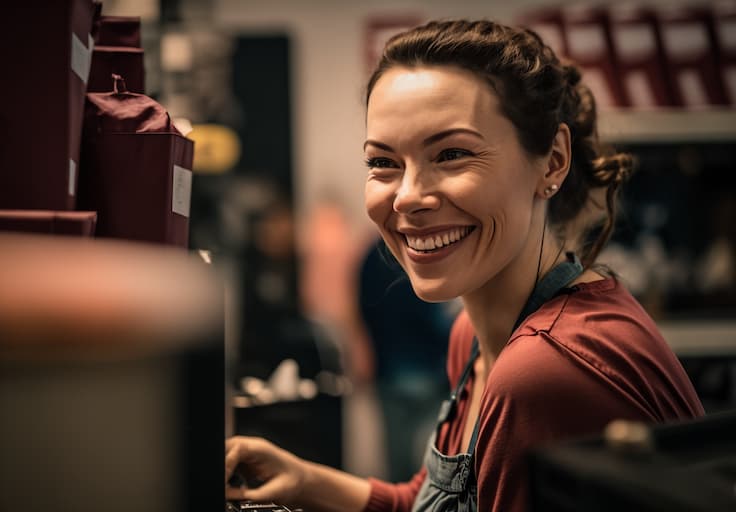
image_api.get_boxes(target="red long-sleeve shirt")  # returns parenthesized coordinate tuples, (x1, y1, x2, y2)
(364, 277, 704, 512)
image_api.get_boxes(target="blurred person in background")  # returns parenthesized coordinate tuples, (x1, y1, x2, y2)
(226, 19, 704, 512)
(358, 239, 454, 482)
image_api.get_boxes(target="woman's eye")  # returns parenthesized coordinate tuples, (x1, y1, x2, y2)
(437, 148, 473, 162)
(365, 157, 397, 169)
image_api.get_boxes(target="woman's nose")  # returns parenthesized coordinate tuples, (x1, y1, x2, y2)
(392, 167, 440, 214)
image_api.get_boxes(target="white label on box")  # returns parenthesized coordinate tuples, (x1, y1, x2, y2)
(70, 33, 94, 84)
(679, 70, 709, 106)
(172, 165, 192, 218)
(614, 24, 656, 59)
(626, 71, 657, 108)
(568, 25, 606, 59)
(717, 20, 736, 52)
(663, 24, 708, 58)
(68, 159, 76, 197)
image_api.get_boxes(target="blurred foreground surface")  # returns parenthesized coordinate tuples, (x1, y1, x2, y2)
(0, 234, 224, 512)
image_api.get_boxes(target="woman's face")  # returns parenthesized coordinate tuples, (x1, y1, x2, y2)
(364, 65, 546, 302)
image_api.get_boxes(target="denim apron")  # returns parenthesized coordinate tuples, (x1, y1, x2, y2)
(410, 253, 583, 512)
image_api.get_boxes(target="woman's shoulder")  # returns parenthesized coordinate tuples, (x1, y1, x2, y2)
(549, 275, 660, 342)
(494, 277, 642, 397)
(512, 275, 664, 372)
(498, 275, 703, 420)
(516, 275, 646, 337)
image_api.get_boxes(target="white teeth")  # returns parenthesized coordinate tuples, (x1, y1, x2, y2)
(405, 227, 472, 252)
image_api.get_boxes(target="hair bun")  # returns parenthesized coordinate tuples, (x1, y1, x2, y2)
(592, 153, 636, 187)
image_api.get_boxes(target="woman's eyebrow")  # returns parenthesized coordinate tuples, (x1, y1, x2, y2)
(363, 140, 395, 152)
(363, 128, 484, 151)
(422, 128, 484, 147)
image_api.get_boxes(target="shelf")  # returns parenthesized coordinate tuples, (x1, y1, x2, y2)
(658, 320, 736, 357)
(598, 108, 736, 144)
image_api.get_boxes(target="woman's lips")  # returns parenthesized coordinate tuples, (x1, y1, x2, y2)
(401, 226, 475, 264)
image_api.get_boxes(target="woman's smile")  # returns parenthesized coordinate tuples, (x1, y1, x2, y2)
(398, 225, 476, 263)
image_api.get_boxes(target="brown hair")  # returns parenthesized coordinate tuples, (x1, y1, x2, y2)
(366, 19, 634, 268)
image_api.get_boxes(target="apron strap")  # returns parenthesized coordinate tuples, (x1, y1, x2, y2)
(513, 252, 583, 332)
(437, 338, 479, 424)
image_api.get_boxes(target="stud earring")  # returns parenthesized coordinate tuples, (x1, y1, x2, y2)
(544, 184, 559, 196)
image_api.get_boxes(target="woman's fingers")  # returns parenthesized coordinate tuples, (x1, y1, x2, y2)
(225, 450, 240, 483)
(224, 472, 287, 503)
(225, 437, 248, 483)
(226, 483, 249, 501)
(240, 474, 289, 503)
(225, 437, 276, 495)
(225, 436, 266, 479)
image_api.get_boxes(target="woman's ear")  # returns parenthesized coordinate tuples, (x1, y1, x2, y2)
(536, 123, 571, 199)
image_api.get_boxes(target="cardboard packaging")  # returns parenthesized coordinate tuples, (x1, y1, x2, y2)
(78, 76, 194, 247)
(0, 0, 96, 210)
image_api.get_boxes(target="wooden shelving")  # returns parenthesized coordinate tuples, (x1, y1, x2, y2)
(598, 108, 736, 144)
(658, 320, 736, 357)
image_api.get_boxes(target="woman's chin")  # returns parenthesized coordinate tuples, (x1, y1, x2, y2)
(411, 282, 459, 304)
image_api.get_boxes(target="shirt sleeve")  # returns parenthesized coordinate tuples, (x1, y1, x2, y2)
(363, 468, 427, 512)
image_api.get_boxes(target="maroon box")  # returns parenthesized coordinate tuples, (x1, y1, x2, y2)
(0, 0, 96, 210)
(78, 132, 193, 247)
(0, 210, 97, 237)
(714, 2, 736, 106)
(563, 5, 629, 108)
(87, 46, 145, 94)
(609, 5, 676, 108)
(657, 5, 729, 108)
(78, 76, 194, 248)
(88, 15, 145, 94)
(95, 16, 141, 47)
(517, 7, 569, 61)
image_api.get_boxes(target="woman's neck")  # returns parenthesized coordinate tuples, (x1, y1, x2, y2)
(461, 224, 566, 368)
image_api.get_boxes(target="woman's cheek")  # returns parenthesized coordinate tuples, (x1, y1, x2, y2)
(364, 180, 395, 226)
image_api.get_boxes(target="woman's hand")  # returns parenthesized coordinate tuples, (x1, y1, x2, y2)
(225, 435, 372, 512)
(225, 436, 308, 504)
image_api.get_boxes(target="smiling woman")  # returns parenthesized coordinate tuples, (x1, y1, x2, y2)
(364, 65, 553, 304)
(225, 19, 704, 512)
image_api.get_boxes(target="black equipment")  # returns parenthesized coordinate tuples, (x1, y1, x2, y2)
(528, 410, 736, 512)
